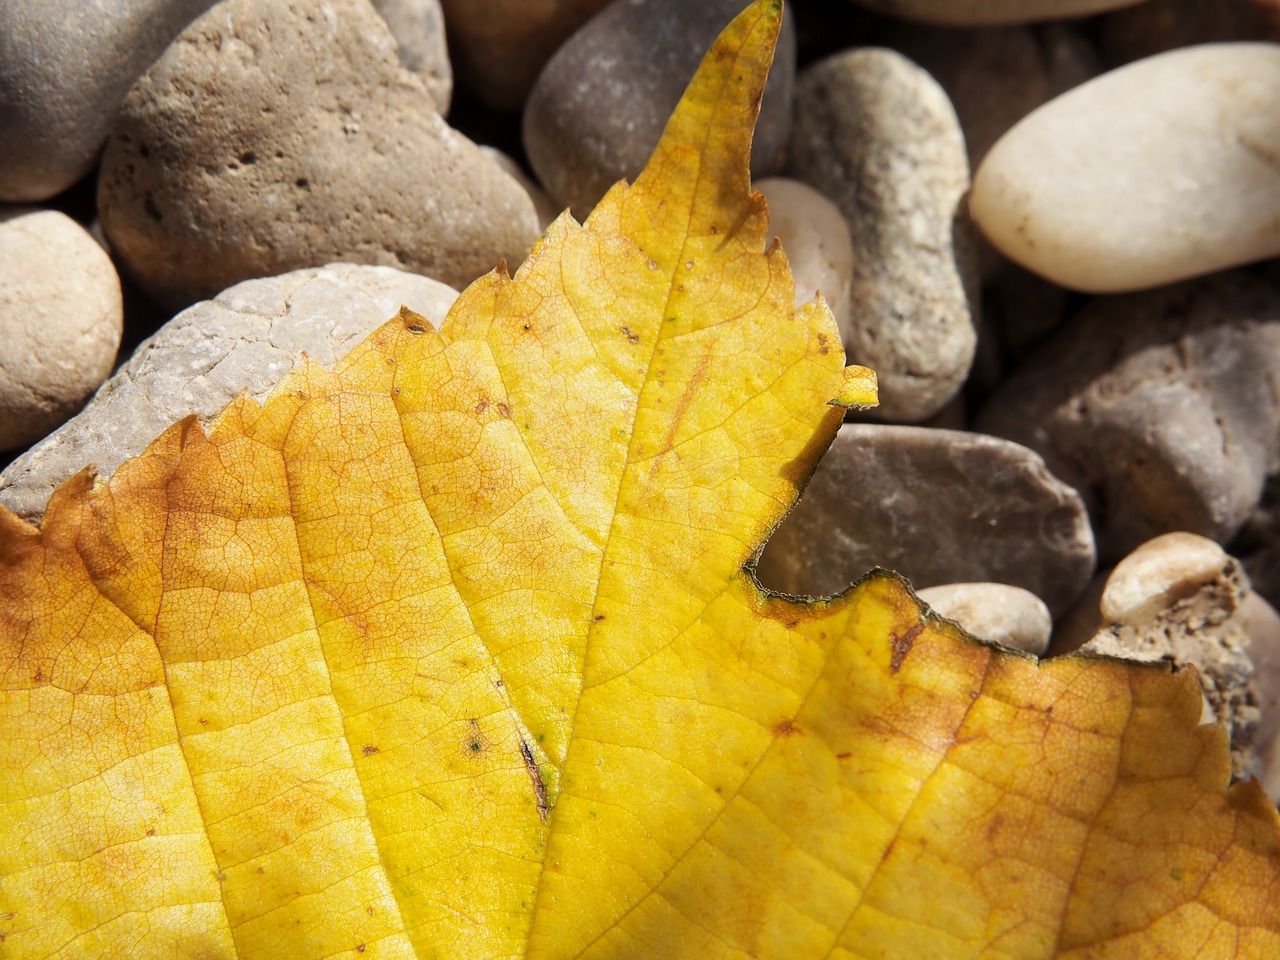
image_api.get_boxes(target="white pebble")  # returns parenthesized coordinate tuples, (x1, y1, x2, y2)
(916, 582, 1053, 656)
(971, 43, 1280, 292)
(1099, 532, 1228, 625)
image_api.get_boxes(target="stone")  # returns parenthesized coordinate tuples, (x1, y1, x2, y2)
(786, 48, 978, 421)
(0, 209, 123, 451)
(0, 264, 458, 523)
(523, 0, 796, 219)
(370, 0, 452, 113)
(754, 424, 1096, 617)
(977, 272, 1280, 562)
(0, 0, 217, 202)
(479, 147, 561, 233)
(1101, 0, 1280, 66)
(756, 178, 854, 335)
(916, 582, 1052, 656)
(97, 0, 539, 310)
(1100, 532, 1231, 626)
(439, 0, 609, 110)
(1075, 535, 1263, 784)
(844, 0, 1148, 26)
(971, 44, 1280, 293)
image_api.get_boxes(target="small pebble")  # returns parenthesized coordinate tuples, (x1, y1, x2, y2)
(787, 48, 978, 421)
(756, 177, 854, 333)
(916, 582, 1053, 656)
(98, 0, 538, 309)
(972, 43, 1280, 293)
(0, 264, 457, 522)
(0, 0, 217, 201)
(370, 0, 452, 112)
(845, 0, 1149, 26)
(479, 147, 561, 233)
(1100, 532, 1230, 625)
(439, 0, 609, 110)
(0, 209, 123, 451)
(756, 424, 1096, 617)
(978, 272, 1280, 560)
(523, 0, 795, 218)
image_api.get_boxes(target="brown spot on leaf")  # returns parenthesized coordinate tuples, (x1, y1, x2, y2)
(362, 745, 379, 756)
(521, 740, 549, 823)
(890, 623, 925, 674)
(773, 718, 803, 738)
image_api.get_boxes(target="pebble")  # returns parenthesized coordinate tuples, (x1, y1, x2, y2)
(0, 0, 217, 201)
(439, 0, 609, 110)
(0, 209, 123, 451)
(844, 0, 1149, 26)
(0, 264, 458, 523)
(522, 0, 796, 218)
(479, 147, 561, 233)
(1101, 0, 1280, 65)
(916, 582, 1053, 656)
(756, 178, 854, 334)
(370, 0, 452, 112)
(787, 48, 978, 422)
(97, 0, 539, 310)
(1071, 535, 1264, 784)
(977, 272, 1280, 561)
(971, 43, 1280, 293)
(755, 424, 1096, 617)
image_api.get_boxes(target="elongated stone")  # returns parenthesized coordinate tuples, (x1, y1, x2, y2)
(846, 0, 1146, 26)
(972, 43, 1280, 293)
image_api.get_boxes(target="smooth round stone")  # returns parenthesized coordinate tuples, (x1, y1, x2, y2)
(0, 264, 458, 522)
(755, 424, 1096, 617)
(1100, 532, 1230, 626)
(916, 582, 1052, 656)
(370, 0, 452, 112)
(972, 43, 1280, 293)
(439, 0, 609, 110)
(845, 0, 1147, 26)
(523, 0, 796, 219)
(0, 0, 217, 201)
(98, 0, 538, 310)
(787, 48, 977, 421)
(0, 209, 123, 451)
(977, 272, 1280, 561)
(757, 178, 854, 333)
(480, 146, 561, 233)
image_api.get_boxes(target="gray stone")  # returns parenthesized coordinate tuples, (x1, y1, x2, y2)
(0, 0, 217, 201)
(439, 0, 609, 110)
(754, 424, 1096, 617)
(915, 582, 1053, 656)
(0, 264, 458, 523)
(522, 0, 796, 219)
(97, 0, 538, 310)
(787, 48, 978, 421)
(977, 272, 1280, 562)
(370, 0, 452, 112)
(0, 209, 124, 451)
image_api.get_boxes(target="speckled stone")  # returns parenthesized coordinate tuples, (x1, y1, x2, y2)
(0, 264, 458, 522)
(523, 0, 796, 218)
(98, 0, 538, 309)
(370, 0, 452, 112)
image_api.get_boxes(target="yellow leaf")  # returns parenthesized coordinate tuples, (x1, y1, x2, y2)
(3, 3, 1279, 958)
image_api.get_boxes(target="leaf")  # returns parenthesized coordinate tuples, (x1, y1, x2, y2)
(2, 3, 1278, 958)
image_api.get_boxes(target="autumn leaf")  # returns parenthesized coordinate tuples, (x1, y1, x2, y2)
(2, 2, 1279, 958)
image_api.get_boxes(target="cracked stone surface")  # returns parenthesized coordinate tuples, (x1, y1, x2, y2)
(977, 271, 1280, 561)
(0, 263, 458, 523)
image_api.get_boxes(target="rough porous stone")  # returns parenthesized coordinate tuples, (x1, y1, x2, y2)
(1074, 534, 1263, 784)
(0, 209, 123, 451)
(916, 582, 1053, 655)
(439, 0, 609, 110)
(0, 0, 217, 202)
(523, 0, 796, 218)
(787, 48, 978, 421)
(755, 424, 1096, 617)
(972, 44, 1280, 293)
(757, 177, 854, 334)
(845, 0, 1147, 26)
(480, 147, 561, 233)
(0, 264, 458, 523)
(98, 0, 539, 310)
(370, 0, 452, 112)
(977, 272, 1280, 562)
(1101, 0, 1280, 65)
